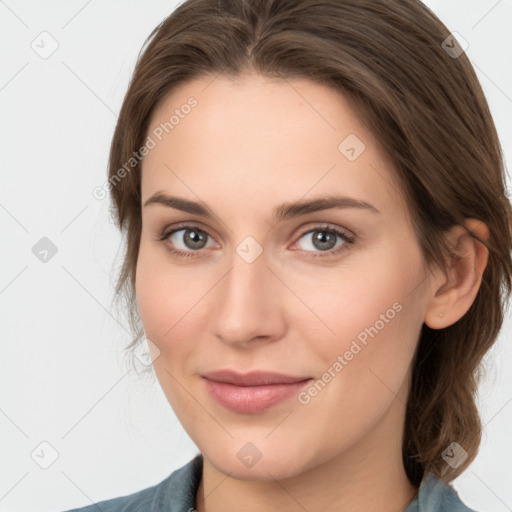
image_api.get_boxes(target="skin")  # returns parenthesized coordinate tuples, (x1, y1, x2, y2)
(135, 72, 489, 512)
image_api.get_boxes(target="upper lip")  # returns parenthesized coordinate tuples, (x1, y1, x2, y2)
(201, 370, 312, 386)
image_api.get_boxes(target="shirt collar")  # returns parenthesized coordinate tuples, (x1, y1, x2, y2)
(156, 456, 473, 512)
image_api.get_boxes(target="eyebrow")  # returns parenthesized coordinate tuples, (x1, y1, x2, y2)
(143, 191, 380, 221)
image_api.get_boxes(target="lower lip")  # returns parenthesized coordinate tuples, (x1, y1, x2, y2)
(203, 378, 312, 413)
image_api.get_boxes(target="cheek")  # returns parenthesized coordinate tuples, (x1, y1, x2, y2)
(135, 245, 169, 338)
(135, 245, 202, 409)
(293, 243, 424, 385)
(135, 242, 198, 351)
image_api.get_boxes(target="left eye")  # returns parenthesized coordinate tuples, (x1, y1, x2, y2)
(294, 227, 353, 254)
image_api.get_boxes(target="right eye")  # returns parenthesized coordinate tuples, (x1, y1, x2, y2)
(157, 224, 218, 258)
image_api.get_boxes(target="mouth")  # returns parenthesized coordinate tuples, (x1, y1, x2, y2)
(201, 370, 313, 413)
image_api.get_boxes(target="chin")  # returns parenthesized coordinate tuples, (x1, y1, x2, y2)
(199, 436, 320, 482)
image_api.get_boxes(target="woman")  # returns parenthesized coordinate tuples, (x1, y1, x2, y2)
(63, 0, 512, 510)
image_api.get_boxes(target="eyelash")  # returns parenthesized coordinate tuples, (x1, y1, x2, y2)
(156, 222, 355, 260)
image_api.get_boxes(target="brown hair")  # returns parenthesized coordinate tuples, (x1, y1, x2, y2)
(106, 0, 512, 486)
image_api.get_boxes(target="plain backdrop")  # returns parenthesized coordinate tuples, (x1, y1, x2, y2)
(0, 1, 511, 511)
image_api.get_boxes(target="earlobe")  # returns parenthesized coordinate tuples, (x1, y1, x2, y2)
(424, 219, 490, 330)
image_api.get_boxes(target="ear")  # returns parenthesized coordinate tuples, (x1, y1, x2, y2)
(424, 219, 490, 329)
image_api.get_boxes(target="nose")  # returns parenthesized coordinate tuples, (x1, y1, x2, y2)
(209, 248, 287, 349)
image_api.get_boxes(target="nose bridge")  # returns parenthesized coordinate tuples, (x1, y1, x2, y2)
(210, 246, 284, 346)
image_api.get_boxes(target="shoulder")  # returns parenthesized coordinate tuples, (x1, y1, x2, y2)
(60, 483, 158, 512)
(58, 454, 203, 512)
(405, 473, 479, 512)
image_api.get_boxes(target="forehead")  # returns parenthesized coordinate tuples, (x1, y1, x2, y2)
(145, 72, 367, 154)
(141, 73, 404, 216)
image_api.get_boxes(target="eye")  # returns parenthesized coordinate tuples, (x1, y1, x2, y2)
(293, 225, 355, 258)
(157, 224, 217, 258)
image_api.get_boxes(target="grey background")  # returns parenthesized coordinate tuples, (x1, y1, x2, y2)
(0, 1, 510, 511)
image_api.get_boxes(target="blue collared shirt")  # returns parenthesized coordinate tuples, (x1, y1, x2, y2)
(60, 454, 477, 512)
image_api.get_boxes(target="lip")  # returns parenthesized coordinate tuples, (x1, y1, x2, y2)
(201, 370, 313, 413)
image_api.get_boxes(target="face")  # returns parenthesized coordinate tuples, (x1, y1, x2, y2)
(136, 73, 432, 481)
